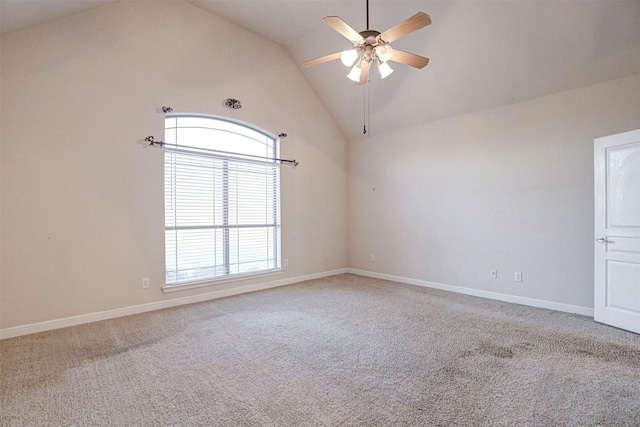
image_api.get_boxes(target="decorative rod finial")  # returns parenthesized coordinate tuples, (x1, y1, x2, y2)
(145, 135, 165, 147)
(223, 98, 242, 110)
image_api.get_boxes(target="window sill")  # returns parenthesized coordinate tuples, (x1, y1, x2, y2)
(161, 269, 284, 293)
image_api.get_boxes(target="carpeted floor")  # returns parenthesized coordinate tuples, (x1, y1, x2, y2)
(1, 274, 639, 426)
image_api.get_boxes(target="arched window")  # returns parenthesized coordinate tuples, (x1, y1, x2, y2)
(164, 114, 281, 288)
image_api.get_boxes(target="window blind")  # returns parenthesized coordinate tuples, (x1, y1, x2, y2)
(164, 126, 281, 286)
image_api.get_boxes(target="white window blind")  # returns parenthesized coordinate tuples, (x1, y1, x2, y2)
(164, 115, 281, 286)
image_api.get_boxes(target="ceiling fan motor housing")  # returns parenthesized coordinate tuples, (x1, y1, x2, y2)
(356, 30, 387, 63)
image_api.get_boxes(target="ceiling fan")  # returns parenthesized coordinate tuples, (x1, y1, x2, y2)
(303, 0, 431, 85)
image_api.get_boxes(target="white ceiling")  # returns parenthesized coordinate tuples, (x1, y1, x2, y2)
(2, 0, 639, 139)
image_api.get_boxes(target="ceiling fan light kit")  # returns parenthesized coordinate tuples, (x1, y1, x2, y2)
(375, 44, 393, 62)
(378, 61, 394, 79)
(347, 63, 363, 82)
(341, 49, 359, 67)
(303, 0, 431, 85)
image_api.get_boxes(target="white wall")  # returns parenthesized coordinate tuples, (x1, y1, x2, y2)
(348, 74, 640, 310)
(0, 1, 348, 331)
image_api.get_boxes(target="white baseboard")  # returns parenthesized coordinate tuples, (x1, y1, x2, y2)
(0, 267, 594, 340)
(348, 269, 594, 317)
(0, 268, 348, 340)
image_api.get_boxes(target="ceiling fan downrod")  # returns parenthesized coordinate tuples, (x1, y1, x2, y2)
(366, 0, 369, 30)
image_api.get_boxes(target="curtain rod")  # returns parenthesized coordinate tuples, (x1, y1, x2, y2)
(144, 136, 299, 167)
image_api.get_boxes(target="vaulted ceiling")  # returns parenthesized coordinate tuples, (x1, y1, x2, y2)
(2, 0, 639, 139)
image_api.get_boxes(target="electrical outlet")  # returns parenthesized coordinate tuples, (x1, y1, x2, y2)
(284, 259, 289, 267)
(490, 270, 498, 279)
(370, 254, 376, 262)
(514, 272, 523, 282)
(142, 278, 150, 289)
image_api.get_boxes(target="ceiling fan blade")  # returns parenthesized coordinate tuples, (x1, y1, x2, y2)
(388, 49, 430, 69)
(355, 61, 371, 86)
(323, 16, 364, 43)
(378, 12, 431, 44)
(303, 52, 343, 67)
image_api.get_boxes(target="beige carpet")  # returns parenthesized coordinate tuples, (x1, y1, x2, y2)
(1, 274, 639, 426)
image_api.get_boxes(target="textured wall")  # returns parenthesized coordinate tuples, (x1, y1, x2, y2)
(0, 1, 348, 329)
(348, 74, 640, 310)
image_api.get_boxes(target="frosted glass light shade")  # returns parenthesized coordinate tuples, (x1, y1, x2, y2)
(375, 44, 393, 62)
(347, 64, 362, 82)
(341, 49, 359, 67)
(378, 61, 394, 79)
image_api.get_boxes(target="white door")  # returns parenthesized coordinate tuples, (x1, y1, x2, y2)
(594, 129, 640, 334)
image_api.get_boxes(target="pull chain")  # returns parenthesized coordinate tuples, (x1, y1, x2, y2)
(363, 85, 367, 135)
(362, 84, 371, 136)
(367, 84, 371, 136)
